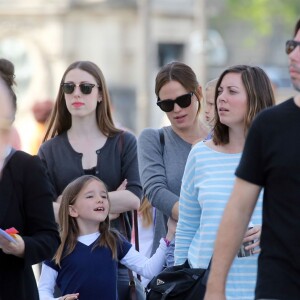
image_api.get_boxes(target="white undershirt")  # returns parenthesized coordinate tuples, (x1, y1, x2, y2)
(38, 232, 167, 300)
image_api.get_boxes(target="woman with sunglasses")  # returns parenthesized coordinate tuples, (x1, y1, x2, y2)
(175, 65, 275, 299)
(38, 60, 142, 300)
(137, 61, 209, 265)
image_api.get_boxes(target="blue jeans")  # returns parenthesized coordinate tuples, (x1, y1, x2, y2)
(166, 239, 175, 267)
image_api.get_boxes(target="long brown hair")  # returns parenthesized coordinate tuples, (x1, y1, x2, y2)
(43, 61, 121, 141)
(213, 65, 275, 145)
(0, 58, 17, 119)
(155, 61, 202, 115)
(54, 175, 120, 266)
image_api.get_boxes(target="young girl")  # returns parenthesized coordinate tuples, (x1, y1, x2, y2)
(38, 175, 176, 300)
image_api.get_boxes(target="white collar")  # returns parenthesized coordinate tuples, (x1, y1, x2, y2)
(77, 232, 100, 246)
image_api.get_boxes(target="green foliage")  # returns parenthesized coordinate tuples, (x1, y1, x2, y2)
(227, 0, 300, 35)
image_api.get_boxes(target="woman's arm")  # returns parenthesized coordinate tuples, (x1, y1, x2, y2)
(21, 155, 60, 265)
(108, 190, 140, 213)
(138, 128, 178, 219)
(108, 132, 141, 213)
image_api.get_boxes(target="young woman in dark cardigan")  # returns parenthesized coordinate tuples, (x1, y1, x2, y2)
(38, 60, 142, 300)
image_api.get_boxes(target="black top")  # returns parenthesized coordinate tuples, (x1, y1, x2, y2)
(236, 98, 300, 299)
(0, 151, 60, 300)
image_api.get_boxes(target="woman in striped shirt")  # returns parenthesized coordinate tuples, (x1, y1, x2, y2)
(174, 65, 275, 299)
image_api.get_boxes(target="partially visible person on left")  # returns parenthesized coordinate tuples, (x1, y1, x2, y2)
(0, 58, 60, 300)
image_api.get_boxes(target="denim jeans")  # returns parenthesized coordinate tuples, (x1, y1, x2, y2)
(165, 239, 175, 267)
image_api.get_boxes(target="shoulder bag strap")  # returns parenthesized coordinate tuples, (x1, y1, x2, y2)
(158, 128, 165, 151)
(120, 213, 139, 300)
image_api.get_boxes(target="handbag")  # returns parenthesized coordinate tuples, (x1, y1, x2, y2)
(145, 259, 210, 300)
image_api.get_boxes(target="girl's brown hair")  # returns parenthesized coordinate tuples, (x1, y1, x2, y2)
(43, 61, 121, 141)
(213, 65, 275, 145)
(155, 61, 202, 115)
(54, 175, 120, 266)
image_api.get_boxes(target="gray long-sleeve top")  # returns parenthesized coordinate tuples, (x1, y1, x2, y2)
(137, 126, 192, 254)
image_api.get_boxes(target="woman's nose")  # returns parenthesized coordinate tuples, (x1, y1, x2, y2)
(217, 92, 227, 103)
(173, 102, 181, 112)
(73, 86, 81, 95)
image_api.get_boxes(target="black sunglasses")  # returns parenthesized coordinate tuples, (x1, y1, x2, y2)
(285, 40, 300, 55)
(61, 83, 99, 95)
(156, 92, 194, 112)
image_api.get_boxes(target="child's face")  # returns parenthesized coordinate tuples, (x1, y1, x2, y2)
(69, 180, 109, 234)
(204, 87, 215, 126)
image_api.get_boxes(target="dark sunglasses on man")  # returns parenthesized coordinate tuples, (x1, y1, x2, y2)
(156, 92, 194, 112)
(61, 82, 99, 95)
(285, 40, 300, 55)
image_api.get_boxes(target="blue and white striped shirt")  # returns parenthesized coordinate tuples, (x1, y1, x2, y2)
(175, 141, 262, 299)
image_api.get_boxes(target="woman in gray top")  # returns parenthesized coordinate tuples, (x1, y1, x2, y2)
(137, 61, 208, 262)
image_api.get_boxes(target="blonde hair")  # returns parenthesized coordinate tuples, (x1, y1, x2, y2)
(139, 196, 153, 228)
(205, 78, 218, 91)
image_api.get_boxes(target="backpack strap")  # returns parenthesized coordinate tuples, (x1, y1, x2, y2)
(158, 128, 165, 151)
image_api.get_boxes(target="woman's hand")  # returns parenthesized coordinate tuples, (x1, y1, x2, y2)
(60, 293, 79, 300)
(0, 234, 25, 257)
(109, 180, 127, 220)
(243, 225, 261, 254)
(117, 179, 127, 191)
(166, 217, 177, 241)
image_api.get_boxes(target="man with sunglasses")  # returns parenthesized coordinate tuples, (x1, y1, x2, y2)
(205, 19, 300, 300)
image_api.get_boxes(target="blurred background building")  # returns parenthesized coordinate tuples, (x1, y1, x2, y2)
(0, 0, 298, 152)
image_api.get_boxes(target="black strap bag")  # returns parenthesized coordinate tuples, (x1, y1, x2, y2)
(145, 260, 210, 300)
